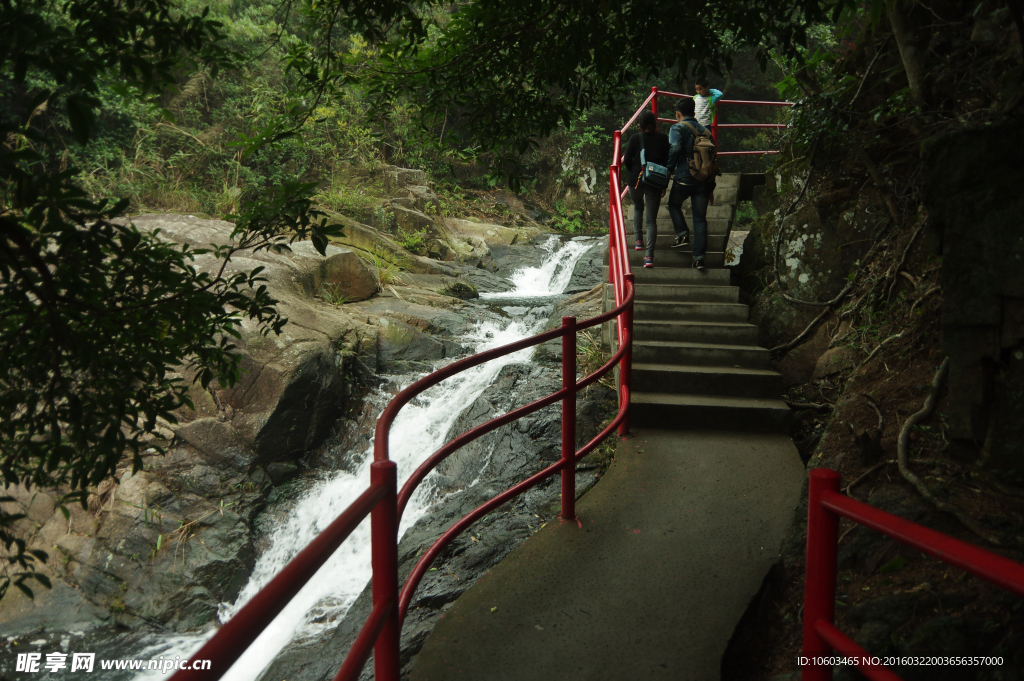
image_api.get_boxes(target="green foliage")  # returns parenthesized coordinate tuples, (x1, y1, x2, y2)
(314, 182, 381, 223)
(735, 200, 758, 226)
(0, 0, 344, 599)
(0, 498, 51, 601)
(549, 200, 601, 234)
(373, 205, 397, 233)
(397, 228, 429, 255)
(341, 0, 853, 187)
(359, 246, 406, 291)
(556, 114, 607, 190)
(549, 202, 586, 233)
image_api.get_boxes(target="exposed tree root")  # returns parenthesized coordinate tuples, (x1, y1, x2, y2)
(770, 225, 889, 359)
(908, 285, 940, 318)
(785, 400, 833, 411)
(846, 460, 891, 496)
(884, 220, 927, 301)
(897, 357, 1003, 546)
(854, 333, 903, 375)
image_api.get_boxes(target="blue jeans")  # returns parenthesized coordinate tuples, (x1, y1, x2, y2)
(667, 181, 710, 261)
(628, 183, 662, 259)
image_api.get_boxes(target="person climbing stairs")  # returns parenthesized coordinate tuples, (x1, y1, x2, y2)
(610, 172, 790, 433)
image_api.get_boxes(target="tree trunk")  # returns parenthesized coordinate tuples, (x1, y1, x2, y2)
(888, 0, 931, 108)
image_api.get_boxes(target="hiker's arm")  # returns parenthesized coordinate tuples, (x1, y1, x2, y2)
(711, 88, 723, 104)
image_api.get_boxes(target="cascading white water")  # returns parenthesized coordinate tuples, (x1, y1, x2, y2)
(132, 236, 595, 680)
(480, 236, 596, 299)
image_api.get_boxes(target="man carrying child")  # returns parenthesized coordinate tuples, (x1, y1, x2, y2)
(665, 98, 711, 271)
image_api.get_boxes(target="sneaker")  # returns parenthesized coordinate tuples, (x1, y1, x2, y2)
(672, 234, 690, 249)
(691, 259, 705, 271)
(634, 239, 644, 251)
(643, 256, 654, 268)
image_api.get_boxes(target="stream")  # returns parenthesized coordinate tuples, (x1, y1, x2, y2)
(127, 235, 597, 680)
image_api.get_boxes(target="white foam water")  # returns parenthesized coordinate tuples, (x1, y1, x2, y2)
(480, 236, 596, 299)
(131, 236, 592, 680)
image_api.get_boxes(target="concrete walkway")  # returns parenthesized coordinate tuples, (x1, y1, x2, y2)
(410, 429, 804, 681)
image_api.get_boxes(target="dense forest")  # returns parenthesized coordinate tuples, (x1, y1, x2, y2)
(3, 0, 1024, 678)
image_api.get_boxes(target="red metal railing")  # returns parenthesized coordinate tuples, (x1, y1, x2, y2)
(647, 86, 793, 155)
(802, 468, 1024, 680)
(169, 93, 644, 681)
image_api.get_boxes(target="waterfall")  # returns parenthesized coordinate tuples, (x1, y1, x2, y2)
(132, 236, 594, 680)
(480, 236, 596, 299)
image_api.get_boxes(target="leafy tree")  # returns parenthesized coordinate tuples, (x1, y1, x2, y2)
(342, 0, 851, 185)
(0, 0, 342, 598)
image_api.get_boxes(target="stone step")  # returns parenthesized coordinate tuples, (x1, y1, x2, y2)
(658, 203, 734, 220)
(624, 218, 730, 236)
(632, 340, 770, 369)
(632, 320, 759, 345)
(634, 284, 739, 303)
(628, 249, 725, 269)
(714, 173, 742, 188)
(629, 392, 792, 433)
(631, 363, 782, 398)
(603, 268, 732, 286)
(633, 300, 749, 323)
(628, 234, 729, 252)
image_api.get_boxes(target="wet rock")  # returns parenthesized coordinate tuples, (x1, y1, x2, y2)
(265, 462, 299, 485)
(565, 237, 605, 293)
(439, 280, 479, 300)
(443, 262, 514, 292)
(376, 317, 450, 374)
(346, 297, 470, 338)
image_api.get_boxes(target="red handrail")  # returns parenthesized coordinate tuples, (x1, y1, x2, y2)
(802, 468, 1024, 680)
(635, 87, 793, 155)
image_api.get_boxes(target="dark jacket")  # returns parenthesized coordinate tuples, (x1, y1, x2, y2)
(622, 130, 669, 188)
(666, 116, 706, 184)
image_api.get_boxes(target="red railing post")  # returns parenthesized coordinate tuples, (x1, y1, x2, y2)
(560, 316, 578, 521)
(370, 460, 400, 681)
(618, 273, 634, 437)
(650, 86, 658, 120)
(802, 468, 841, 681)
(711, 107, 719, 145)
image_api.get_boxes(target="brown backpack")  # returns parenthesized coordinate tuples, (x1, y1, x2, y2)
(681, 121, 719, 183)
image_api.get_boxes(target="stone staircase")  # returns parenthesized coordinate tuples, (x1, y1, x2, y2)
(603, 173, 790, 433)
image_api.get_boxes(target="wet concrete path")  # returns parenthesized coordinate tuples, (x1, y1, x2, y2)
(410, 429, 804, 681)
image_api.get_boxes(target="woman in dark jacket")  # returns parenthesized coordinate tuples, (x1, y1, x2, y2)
(622, 110, 670, 267)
